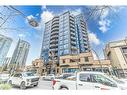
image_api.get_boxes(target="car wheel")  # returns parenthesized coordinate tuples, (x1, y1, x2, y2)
(51, 78, 54, 80)
(59, 87, 68, 90)
(20, 81, 26, 90)
(34, 82, 38, 87)
(8, 80, 12, 86)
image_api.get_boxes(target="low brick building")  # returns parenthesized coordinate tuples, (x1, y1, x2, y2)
(59, 52, 111, 74)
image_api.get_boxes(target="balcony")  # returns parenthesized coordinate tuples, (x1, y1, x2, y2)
(70, 31, 75, 36)
(70, 20, 75, 25)
(50, 43, 58, 46)
(51, 24, 59, 30)
(52, 17, 59, 21)
(50, 39, 58, 44)
(70, 16, 74, 21)
(70, 24, 75, 29)
(71, 38, 76, 42)
(51, 32, 59, 37)
(50, 48, 58, 51)
(52, 23, 59, 27)
(71, 46, 77, 50)
(71, 41, 76, 45)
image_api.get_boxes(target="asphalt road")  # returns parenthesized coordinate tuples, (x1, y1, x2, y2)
(11, 79, 53, 90)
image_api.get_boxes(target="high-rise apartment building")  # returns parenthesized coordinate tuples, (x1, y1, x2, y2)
(40, 11, 90, 63)
(10, 39, 30, 69)
(0, 34, 12, 66)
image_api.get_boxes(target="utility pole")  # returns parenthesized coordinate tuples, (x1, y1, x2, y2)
(49, 51, 56, 75)
(92, 49, 103, 73)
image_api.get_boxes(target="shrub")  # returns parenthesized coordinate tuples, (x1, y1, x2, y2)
(0, 83, 12, 90)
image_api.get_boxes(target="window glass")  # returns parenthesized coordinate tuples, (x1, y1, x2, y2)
(59, 41, 63, 45)
(91, 74, 117, 87)
(84, 57, 89, 62)
(64, 35, 68, 39)
(59, 32, 63, 36)
(64, 31, 69, 35)
(59, 46, 63, 49)
(64, 39, 69, 44)
(79, 74, 91, 82)
(60, 50, 64, 55)
(59, 36, 63, 41)
(14, 74, 22, 77)
(64, 44, 69, 48)
(64, 49, 69, 54)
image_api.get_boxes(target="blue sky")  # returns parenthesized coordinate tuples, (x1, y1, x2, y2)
(0, 6, 127, 65)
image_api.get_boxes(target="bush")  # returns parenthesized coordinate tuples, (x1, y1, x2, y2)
(0, 83, 12, 90)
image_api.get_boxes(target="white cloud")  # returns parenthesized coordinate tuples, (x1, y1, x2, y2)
(98, 8, 110, 33)
(41, 5, 47, 10)
(99, 18, 111, 33)
(18, 34, 26, 39)
(88, 32, 100, 45)
(36, 13, 39, 16)
(41, 11, 54, 23)
(71, 9, 82, 16)
(27, 15, 35, 20)
(98, 6, 124, 33)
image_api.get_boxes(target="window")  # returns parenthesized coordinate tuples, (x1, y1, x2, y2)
(59, 36, 63, 40)
(64, 49, 69, 54)
(122, 47, 127, 60)
(91, 74, 117, 87)
(64, 44, 68, 48)
(70, 59, 80, 63)
(64, 31, 69, 35)
(59, 32, 63, 36)
(59, 46, 63, 49)
(122, 47, 127, 53)
(64, 39, 69, 44)
(64, 35, 68, 39)
(84, 57, 89, 62)
(79, 74, 91, 82)
(14, 73, 22, 77)
(59, 41, 63, 45)
(60, 50, 64, 55)
(63, 59, 66, 63)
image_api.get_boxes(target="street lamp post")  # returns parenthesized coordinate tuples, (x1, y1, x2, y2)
(92, 49, 103, 73)
(76, 49, 81, 72)
(49, 51, 56, 75)
(3, 6, 39, 28)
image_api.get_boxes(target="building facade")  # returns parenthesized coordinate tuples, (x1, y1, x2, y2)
(0, 34, 12, 66)
(9, 39, 30, 71)
(59, 51, 111, 74)
(31, 58, 45, 75)
(1, 57, 11, 71)
(105, 38, 127, 77)
(40, 11, 90, 65)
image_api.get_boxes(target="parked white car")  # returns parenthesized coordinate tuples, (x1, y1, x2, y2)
(52, 71, 127, 90)
(0, 73, 10, 83)
(42, 74, 55, 80)
(8, 72, 40, 89)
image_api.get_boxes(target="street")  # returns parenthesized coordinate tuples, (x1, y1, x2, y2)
(12, 80, 53, 90)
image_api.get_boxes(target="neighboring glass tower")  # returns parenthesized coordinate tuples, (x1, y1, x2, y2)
(0, 34, 12, 66)
(40, 11, 90, 64)
(75, 14, 90, 53)
(10, 39, 30, 69)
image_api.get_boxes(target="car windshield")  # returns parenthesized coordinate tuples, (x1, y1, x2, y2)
(106, 74, 125, 84)
(23, 72, 34, 77)
(62, 74, 74, 79)
(110, 76, 126, 84)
